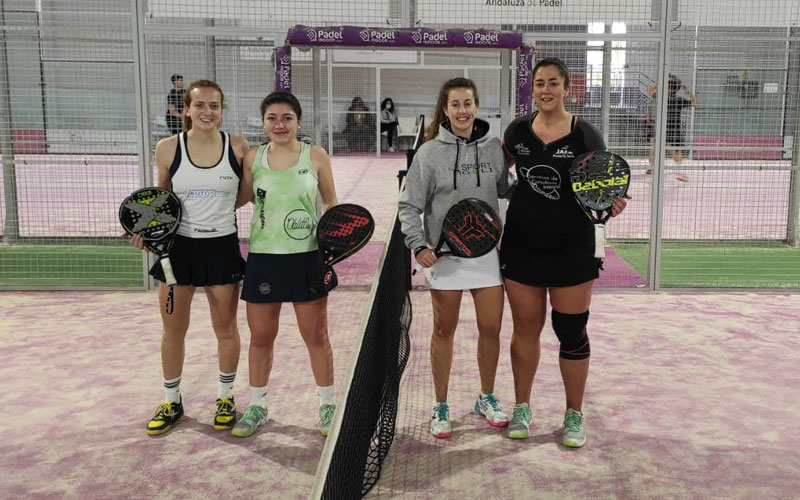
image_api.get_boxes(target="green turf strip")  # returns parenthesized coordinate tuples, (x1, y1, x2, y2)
(0, 245, 143, 287)
(612, 242, 800, 288)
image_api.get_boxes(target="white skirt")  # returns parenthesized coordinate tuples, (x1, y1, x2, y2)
(423, 248, 503, 290)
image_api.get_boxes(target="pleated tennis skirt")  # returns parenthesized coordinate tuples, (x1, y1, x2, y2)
(423, 248, 503, 290)
(149, 233, 245, 286)
(241, 251, 337, 303)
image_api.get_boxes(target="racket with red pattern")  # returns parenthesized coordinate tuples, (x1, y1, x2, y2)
(310, 203, 374, 293)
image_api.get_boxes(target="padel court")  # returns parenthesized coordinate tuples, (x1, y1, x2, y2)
(1, 1, 800, 498)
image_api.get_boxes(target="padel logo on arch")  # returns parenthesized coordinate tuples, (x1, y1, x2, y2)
(360, 29, 395, 43)
(305, 27, 344, 44)
(284, 209, 314, 240)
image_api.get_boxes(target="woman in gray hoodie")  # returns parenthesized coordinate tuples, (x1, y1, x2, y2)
(398, 77, 510, 439)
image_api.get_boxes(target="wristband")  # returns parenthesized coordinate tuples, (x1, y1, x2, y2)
(414, 246, 428, 257)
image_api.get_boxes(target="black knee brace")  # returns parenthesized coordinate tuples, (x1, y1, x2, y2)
(552, 309, 590, 360)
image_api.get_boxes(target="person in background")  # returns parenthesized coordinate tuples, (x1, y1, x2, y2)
(165, 74, 185, 135)
(381, 97, 399, 152)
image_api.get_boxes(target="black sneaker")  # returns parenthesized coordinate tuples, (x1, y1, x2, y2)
(146, 399, 184, 436)
(213, 397, 237, 431)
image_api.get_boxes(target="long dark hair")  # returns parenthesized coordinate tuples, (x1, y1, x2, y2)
(380, 97, 395, 113)
(425, 77, 480, 142)
(183, 79, 225, 131)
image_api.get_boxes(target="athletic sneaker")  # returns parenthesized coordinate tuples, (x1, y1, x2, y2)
(562, 408, 587, 448)
(474, 392, 509, 427)
(507, 403, 532, 439)
(231, 405, 268, 438)
(213, 397, 237, 431)
(146, 399, 184, 436)
(319, 404, 336, 436)
(430, 401, 452, 438)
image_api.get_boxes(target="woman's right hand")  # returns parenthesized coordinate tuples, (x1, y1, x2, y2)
(124, 233, 148, 252)
(415, 248, 438, 268)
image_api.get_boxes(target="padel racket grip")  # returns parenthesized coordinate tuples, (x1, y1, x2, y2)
(594, 224, 606, 258)
(161, 257, 177, 285)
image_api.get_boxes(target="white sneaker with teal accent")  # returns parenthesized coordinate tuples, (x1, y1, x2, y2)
(430, 401, 452, 438)
(231, 404, 268, 437)
(319, 404, 335, 436)
(474, 392, 509, 427)
(562, 408, 587, 448)
(507, 403, 532, 439)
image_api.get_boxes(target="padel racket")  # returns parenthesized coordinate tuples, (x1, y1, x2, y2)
(413, 198, 502, 275)
(569, 151, 630, 258)
(310, 203, 375, 293)
(119, 187, 182, 285)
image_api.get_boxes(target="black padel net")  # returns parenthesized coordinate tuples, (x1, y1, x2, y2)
(569, 151, 630, 258)
(119, 187, 182, 285)
(317, 203, 375, 265)
(439, 198, 502, 258)
(311, 214, 412, 499)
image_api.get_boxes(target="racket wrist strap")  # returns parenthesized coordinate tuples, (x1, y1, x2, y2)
(594, 224, 606, 259)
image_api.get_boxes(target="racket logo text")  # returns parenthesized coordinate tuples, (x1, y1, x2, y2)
(572, 174, 629, 192)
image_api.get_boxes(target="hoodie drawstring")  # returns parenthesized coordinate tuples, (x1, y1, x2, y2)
(475, 143, 481, 187)
(453, 140, 460, 190)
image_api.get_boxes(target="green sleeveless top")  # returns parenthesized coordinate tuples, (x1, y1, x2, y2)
(249, 142, 320, 254)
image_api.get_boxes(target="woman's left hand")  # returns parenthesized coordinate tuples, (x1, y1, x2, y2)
(611, 194, 631, 217)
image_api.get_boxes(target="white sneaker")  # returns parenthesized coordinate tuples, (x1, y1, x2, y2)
(430, 401, 452, 438)
(388, 146, 396, 152)
(474, 392, 509, 427)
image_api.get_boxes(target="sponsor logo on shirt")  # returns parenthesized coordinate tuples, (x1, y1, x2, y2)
(552, 146, 574, 159)
(186, 189, 231, 199)
(514, 143, 530, 156)
(219, 175, 234, 180)
(519, 164, 561, 200)
(298, 168, 309, 175)
(284, 209, 314, 240)
(455, 162, 494, 175)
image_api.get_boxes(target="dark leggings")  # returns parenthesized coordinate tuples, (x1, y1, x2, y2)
(381, 122, 398, 147)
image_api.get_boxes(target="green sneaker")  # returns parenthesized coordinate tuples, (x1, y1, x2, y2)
(319, 404, 336, 436)
(562, 408, 586, 448)
(507, 403, 532, 439)
(231, 404, 268, 438)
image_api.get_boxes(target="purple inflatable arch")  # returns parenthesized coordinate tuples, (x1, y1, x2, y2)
(275, 25, 533, 116)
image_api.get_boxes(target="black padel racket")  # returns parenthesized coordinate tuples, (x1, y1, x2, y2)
(413, 198, 502, 275)
(569, 151, 630, 258)
(310, 203, 375, 293)
(119, 187, 182, 285)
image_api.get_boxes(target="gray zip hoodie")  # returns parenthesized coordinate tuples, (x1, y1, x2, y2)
(399, 118, 508, 251)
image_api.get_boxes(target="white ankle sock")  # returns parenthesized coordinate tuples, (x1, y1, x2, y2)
(249, 386, 268, 408)
(316, 385, 335, 406)
(218, 371, 236, 399)
(163, 376, 181, 404)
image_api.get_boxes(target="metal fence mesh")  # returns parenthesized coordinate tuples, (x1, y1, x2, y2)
(0, 0, 798, 289)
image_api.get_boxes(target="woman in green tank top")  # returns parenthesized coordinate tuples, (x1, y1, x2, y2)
(233, 91, 341, 438)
